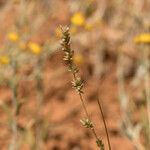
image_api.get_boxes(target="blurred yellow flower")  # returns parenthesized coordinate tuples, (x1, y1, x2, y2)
(71, 12, 85, 26)
(7, 32, 19, 42)
(74, 54, 84, 65)
(134, 33, 150, 44)
(84, 23, 93, 31)
(28, 42, 42, 55)
(0, 56, 10, 65)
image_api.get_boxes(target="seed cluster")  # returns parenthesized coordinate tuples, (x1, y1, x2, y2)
(80, 118, 93, 128)
(61, 27, 83, 93)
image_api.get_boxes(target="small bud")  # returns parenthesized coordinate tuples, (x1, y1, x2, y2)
(80, 118, 93, 129)
(96, 139, 104, 150)
(66, 27, 69, 31)
(71, 77, 83, 93)
(68, 65, 78, 73)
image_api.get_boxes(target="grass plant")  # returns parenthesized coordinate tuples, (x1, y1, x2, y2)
(60, 26, 111, 150)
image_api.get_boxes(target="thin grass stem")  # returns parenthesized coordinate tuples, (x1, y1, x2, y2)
(96, 97, 111, 150)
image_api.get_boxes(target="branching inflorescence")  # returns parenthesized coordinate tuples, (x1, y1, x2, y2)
(60, 26, 104, 150)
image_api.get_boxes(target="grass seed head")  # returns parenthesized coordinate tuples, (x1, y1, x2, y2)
(71, 77, 83, 93)
(80, 118, 93, 129)
(96, 139, 105, 150)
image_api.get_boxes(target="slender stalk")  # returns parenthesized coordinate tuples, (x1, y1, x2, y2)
(9, 84, 18, 150)
(72, 72, 100, 141)
(72, 69, 102, 142)
(34, 58, 44, 150)
(72, 73, 90, 119)
(97, 97, 111, 150)
(9, 61, 18, 150)
(79, 93, 100, 142)
(117, 52, 145, 150)
(79, 93, 90, 119)
(143, 46, 150, 146)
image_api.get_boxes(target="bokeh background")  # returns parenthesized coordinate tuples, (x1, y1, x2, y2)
(0, 0, 150, 150)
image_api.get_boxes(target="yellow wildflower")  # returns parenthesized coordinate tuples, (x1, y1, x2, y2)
(134, 33, 150, 44)
(84, 23, 93, 31)
(28, 42, 42, 55)
(74, 54, 84, 65)
(71, 12, 85, 26)
(0, 56, 10, 65)
(7, 32, 19, 42)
